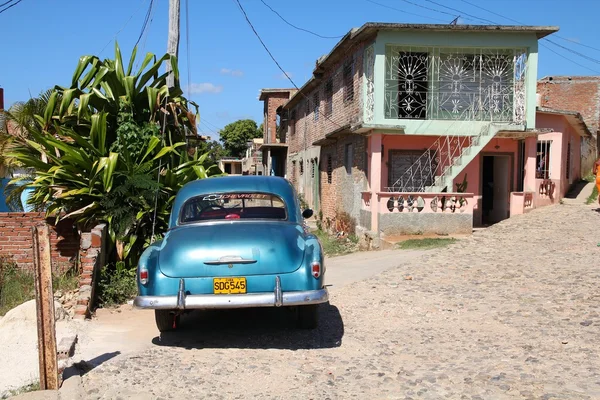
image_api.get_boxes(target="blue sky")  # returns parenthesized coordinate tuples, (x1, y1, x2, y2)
(1, 0, 599, 140)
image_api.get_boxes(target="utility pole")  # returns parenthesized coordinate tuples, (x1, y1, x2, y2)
(166, 0, 180, 88)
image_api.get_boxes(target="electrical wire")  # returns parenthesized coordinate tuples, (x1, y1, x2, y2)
(259, 0, 344, 39)
(99, 0, 148, 56)
(539, 42, 600, 74)
(423, 0, 496, 24)
(134, 0, 154, 48)
(0, 0, 23, 14)
(459, 0, 600, 53)
(233, 0, 345, 130)
(365, 0, 451, 24)
(0, 0, 16, 8)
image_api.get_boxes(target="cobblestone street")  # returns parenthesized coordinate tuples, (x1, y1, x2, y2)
(80, 203, 600, 399)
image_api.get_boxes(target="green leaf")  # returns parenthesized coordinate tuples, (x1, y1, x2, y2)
(127, 45, 138, 76)
(114, 41, 125, 81)
(71, 56, 95, 88)
(102, 152, 119, 191)
(90, 112, 108, 154)
(43, 91, 59, 123)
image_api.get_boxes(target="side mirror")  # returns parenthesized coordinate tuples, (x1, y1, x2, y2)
(302, 209, 313, 219)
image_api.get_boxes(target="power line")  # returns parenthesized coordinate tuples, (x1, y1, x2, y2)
(459, 0, 600, 53)
(233, 0, 344, 130)
(365, 0, 451, 24)
(0, 0, 23, 14)
(423, 0, 495, 24)
(259, 0, 344, 39)
(134, 0, 154, 48)
(409, 0, 600, 71)
(458, 0, 519, 24)
(539, 42, 600, 75)
(545, 39, 600, 65)
(397, 0, 460, 20)
(0, 0, 16, 8)
(134, 0, 156, 70)
(99, 0, 148, 56)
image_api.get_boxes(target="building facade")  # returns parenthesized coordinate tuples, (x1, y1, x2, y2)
(258, 23, 590, 245)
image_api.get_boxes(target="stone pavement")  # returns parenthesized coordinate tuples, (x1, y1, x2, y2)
(25, 202, 600, 399)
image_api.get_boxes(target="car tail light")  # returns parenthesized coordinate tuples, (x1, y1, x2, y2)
(311, 261, 321, 278)
(139, 268, 149, 285)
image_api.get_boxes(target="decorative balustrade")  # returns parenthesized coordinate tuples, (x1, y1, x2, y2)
(510, 191, 534, 215)
(538, 179, 556, 199)
(362, 191, 474, 214)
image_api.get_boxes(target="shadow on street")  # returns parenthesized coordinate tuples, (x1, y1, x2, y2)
(151, 302, 344, 350)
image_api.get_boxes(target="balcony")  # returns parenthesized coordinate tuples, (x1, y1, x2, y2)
(382, 46, 527, 124)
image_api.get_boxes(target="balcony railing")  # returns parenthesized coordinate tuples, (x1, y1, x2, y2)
(362, 191, 474, 214)
(384, 46, 527, 123)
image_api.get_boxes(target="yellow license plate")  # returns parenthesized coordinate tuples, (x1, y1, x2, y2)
(213, 277, 247, 294)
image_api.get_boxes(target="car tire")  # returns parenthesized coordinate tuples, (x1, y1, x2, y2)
(155, 310, 180, 332)
(297, 304, 318, 329)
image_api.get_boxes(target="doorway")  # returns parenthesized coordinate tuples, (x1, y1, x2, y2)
(481, 155, 512, 225)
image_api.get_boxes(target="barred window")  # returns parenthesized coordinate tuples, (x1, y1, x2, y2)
(536, 140, 552, 179)
(343, 60, 354, 103)
(344, 143, 353, 175)
(300, 159, 304, 175)
(327, 154, 332, 184)
(313, 92, 320, 121)
(324, 80, 333, 117)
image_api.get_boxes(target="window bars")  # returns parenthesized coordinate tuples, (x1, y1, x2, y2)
(384, 46, 527, 123)
(536, 140, 551, 179)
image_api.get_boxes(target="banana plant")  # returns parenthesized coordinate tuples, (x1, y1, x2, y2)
(7, 44, 219, 268)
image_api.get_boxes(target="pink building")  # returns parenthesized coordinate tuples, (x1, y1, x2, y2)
(258, 23, 593, 245)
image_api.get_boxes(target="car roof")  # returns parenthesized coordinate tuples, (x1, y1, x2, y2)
(170, 176, 301, 227)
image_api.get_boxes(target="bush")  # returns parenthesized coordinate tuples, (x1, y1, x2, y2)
(0, 260, 34, 316)
(97, 261, 137, 307)
(0, 257, 79, 316)
(333, 210, 356, 237)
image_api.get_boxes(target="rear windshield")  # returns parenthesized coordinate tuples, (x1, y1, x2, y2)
(179, 192, 287, 223)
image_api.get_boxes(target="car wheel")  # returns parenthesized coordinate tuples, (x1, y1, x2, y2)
(297, 304, 319, 329)
(155, 310, 180, 332)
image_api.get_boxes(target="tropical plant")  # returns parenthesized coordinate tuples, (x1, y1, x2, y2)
(7, 43, 220, 267)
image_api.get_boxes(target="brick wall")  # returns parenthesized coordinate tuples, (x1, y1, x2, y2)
(286, 40, 369, 156)
(74, 224, 107, 319)
(0, 213, 78, 273)
(319, 134, 368, 225)
(537, 76, 600, 136)
(263, 92, 292, 144)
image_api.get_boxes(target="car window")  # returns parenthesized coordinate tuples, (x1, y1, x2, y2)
(179, 192, 287, 223)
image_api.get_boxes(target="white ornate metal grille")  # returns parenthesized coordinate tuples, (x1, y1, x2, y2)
(364, 45, 375, 123)
(385, 46, 528, 122)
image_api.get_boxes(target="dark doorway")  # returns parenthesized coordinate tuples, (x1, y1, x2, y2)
(482, 155, 511, 225)
(482, 156, 494, 224)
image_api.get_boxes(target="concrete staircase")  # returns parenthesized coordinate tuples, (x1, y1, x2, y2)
(425, 124, 513, 193)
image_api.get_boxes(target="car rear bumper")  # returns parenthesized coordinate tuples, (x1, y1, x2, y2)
(133, 276, 328, 310)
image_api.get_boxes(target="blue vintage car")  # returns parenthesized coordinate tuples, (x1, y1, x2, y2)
(134, 176, 328, 332)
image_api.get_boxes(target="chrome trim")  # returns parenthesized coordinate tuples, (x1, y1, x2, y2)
(204, 255, 257, 265)
(274, 276, 283, 307)
(176, 279, 185, 310)
(133, 288, 328, 310)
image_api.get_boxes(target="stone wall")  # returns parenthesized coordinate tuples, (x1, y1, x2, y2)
(74, 224, 107, 320)
(0, 212, 78, 273)
(319, 134, 369, 225)
(379, 212, 473, 237)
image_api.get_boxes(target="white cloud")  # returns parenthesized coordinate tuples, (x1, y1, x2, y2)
(220, 68, 244, 77)
(189, 83, 223, 94)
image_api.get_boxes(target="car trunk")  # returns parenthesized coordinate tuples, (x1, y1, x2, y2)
(158, 222, 306, 278)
